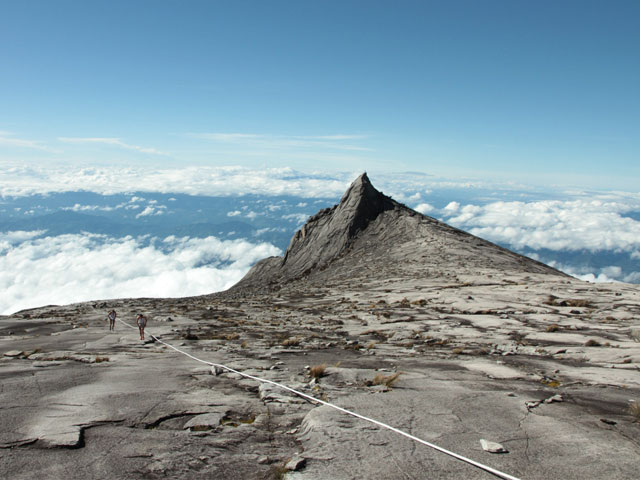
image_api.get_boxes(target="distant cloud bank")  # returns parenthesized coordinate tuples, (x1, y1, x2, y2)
(1, 165, 639, 306)
(0, 165, 354, 198)
(0, 233, 280, 315)
(439, 199, 640, 254)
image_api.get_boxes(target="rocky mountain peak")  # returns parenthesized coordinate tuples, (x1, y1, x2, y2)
(278, 173, 397, 275)
(232, 172, 563, 291)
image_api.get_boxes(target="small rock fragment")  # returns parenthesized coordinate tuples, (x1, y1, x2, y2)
(210, 366, 224, 376)
(544, 394, 564, 404)
(4, 350, 23, 357)
(257, 456, 270, 464)
(184, 412, 225, 430)
(480, 439, 508, 453)
(600, 418, 617, 426)
(285, 457, 307, 471)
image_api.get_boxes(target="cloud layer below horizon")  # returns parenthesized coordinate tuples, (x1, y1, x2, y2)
(436, 199, 640, 254)
(0, 232, 280, 315)
(2, 165, 640, 312)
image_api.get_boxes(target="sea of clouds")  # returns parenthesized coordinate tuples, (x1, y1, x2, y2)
(0, 232, 279, 315)
(1, 165, 639, 314)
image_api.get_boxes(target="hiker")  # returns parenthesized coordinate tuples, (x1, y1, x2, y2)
(107, 310, 117, 331)
(136, 313, 148, 340)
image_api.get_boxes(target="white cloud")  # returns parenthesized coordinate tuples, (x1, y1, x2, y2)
(0, 165, 354, 198)
(188, 132, 371, 152)
(443, 201, 460, 214)
(58, 137, 168, 156)
(444, 199, 640, 253)
(0, 233, 281, 315)
(254, 227, 287, 236)
(136, 206, 157, 218)
(227, 210, 242, 217)
(414, 203, 436, 215)
(282, 213, 309, 225)
(0, 131, 58, 152)
(62, 203, 115, 212)
(0, 230, 46, 253)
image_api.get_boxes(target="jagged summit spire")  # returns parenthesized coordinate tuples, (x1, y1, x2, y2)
(231, 174, 402, 288)
(278, 173, 397, 276)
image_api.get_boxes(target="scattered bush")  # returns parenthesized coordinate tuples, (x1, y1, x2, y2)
(546, 324, 560, 332)
(585, 339, 601, 347)
(541, 379, 561, 388)
(281, 337, 300, 347)
(544, 296, 594, 308)
(94, 356, 109, 363)
(366, 372, 402, 388)
(309, 364, 327, 379)
(398, 298, 411, 307)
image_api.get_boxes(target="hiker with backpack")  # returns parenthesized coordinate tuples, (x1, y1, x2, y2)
(107, 310, 117, 331)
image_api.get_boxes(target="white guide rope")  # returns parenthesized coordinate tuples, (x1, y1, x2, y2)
(118, 318, 520, 480)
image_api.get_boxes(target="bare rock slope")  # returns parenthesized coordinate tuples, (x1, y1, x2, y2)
(1, 174, 639, 480)
(234, 173, 562, 293)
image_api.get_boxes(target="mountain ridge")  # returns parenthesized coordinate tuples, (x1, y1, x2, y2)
(231, 173, 564, 292)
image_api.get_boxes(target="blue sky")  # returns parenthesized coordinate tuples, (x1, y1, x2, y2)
(1, 1, 639, 188)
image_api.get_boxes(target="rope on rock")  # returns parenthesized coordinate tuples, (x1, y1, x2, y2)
(116, 318, 521, 480)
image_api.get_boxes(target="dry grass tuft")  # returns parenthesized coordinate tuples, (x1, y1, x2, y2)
(398, 297, 411, 307)
(309, 364, 327, 379)
(546, 323, 560, 332)
(281, 337, 300, 347)
(366, 372, 402, 388)
(544, 296, 594, 308)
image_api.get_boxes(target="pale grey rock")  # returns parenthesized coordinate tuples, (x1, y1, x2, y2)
(545, 394, 564, 404)
(184, 412, 226, 430)
(480, 439, 508, 453)
(285, 456, 307, 471)
(4, 350, 23, 357)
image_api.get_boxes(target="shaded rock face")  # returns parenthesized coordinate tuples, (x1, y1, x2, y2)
(281, 173, 396, 278)
(233, 172, 562, 292)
